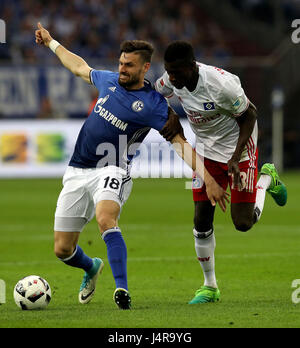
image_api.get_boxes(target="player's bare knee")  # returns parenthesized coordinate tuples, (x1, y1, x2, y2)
(231, 203, 256, 232)
(96, 214, 117, 234)
(234, 220, 253, 232)
(54, 242, 74, 259)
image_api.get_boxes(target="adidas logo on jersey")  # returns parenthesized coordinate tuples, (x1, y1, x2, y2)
(109, 86, 116, 92)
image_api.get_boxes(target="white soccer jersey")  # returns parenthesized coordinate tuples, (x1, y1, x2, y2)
(155, 62, 258, 164)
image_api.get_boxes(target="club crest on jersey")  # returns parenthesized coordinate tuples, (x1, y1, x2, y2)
(233, 97, 242, 111)
(203, 102, 215, 111)
(192, 177, 203, 189)
(132, 100, 144, 112)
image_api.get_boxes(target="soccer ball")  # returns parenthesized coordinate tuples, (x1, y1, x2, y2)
(13, 275, 51, 310)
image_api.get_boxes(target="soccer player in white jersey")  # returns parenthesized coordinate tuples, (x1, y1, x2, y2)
(155, 41, 288, 304)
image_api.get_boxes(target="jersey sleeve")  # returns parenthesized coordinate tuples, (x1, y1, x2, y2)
(210, 73, 249, 117)
(90, 69, 110, 90)
(155, 72, 174, 98)
(147, 94, 169, 132)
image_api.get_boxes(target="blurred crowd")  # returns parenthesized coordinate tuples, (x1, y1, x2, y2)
(1, 0, 299, 64)
(0, 0, 234, 64)
(1, 0, 299, 167)
(230, 0, 300, 28)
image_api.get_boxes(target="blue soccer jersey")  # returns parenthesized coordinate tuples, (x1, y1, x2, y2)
(69, 70, 169, 170)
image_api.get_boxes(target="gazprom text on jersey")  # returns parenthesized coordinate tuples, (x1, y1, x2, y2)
(94, 103, 128, 131)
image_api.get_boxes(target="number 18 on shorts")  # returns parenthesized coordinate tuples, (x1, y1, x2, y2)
(54, 166, 133, 232)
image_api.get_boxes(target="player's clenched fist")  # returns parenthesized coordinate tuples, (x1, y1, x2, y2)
(35, 22, 52, 47)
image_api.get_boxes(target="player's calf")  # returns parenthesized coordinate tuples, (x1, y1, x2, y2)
(54, 231, 94, 272)
(193, 201, 215, 232)
(54, 231, 79, 259)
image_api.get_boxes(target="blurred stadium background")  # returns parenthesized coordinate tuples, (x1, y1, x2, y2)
(0, 0, 300, 176)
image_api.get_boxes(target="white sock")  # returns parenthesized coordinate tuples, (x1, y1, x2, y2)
(254, 174, 271, 222)
(193, 228, 217, 288)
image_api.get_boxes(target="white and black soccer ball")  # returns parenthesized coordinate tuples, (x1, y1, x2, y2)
(13, 275, 51, 310)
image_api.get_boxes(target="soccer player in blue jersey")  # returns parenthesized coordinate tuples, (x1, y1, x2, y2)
(35, 23, 229, 309)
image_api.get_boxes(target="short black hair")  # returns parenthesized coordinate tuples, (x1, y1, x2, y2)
(164, 41, 195, 64)
(120, 40, 154, 63)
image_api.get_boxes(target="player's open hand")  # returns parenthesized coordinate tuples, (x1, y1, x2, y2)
(206, 179, 230, 212)
(35, 22, 52, 47)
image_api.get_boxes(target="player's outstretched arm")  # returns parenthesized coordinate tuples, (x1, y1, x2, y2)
(171, 134, 230, 212)
(35, 22, 92, 84)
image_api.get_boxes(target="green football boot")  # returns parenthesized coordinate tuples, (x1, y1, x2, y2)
(188, 286, 220, 304)
(260, 163, 287, 206)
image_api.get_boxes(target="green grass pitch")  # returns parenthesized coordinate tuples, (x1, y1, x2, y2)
(0, 172, 300, 328)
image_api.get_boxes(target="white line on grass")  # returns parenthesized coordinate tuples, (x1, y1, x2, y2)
(2, 251, 300, 266)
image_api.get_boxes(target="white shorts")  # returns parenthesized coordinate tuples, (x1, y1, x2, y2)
(54, 166, 133, 232)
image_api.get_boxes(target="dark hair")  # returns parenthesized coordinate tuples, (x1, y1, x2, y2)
(164, 41, 195, 64)
(120, 40, 154, 63)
